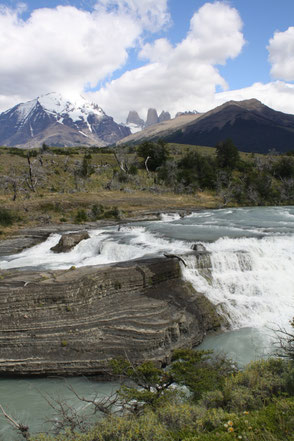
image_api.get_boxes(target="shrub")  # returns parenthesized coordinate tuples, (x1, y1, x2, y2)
(91, 204, 105, 220)
(0, 207, 14, 226)
(75, 209, 88, 223)
(128, 164, 138, 175)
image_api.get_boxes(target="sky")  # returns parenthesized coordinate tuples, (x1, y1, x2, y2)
(1, 0, 294, 122)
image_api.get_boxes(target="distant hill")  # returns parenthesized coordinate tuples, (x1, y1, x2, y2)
(118, 113, 202, 145)
(0, 93, 130, 148)
(119, 99, 294, 154)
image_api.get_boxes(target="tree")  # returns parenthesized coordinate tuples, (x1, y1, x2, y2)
(137, 139, 169, 171)
(177, 151, 217, 189)
(216, 138, 240, 170)
(110, 349, 236, 413)
(79, 153, 94, 178)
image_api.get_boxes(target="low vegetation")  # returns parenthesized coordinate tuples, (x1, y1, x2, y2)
(1, 141, 294, 439)
(0, 139, 294, 235)
(26, 332, 294, 440)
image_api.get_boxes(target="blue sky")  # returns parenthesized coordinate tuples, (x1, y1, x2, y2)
(0, 0, 294, 121)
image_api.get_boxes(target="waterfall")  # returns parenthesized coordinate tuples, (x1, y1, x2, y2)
(182, 235, 294, 331)
(1, 206, 294, 334)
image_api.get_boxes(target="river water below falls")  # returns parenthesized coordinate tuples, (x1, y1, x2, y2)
(1, 206, 294, 438)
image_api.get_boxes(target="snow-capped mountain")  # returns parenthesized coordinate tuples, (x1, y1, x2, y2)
(0, 93, 130, 148)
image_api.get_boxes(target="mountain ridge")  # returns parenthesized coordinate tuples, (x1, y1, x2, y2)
(119, 99, 294, 154)
(0, 93, 130, 148)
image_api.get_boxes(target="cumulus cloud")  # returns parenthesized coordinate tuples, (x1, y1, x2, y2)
(92, 1, 245, 121)
(0, 0, 168, 111)
(268, 27, 294, 81)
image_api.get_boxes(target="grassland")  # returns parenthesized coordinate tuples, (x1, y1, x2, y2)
(0, 144, 221, 236)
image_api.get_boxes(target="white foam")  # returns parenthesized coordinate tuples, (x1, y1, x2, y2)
(160, 213, 181, 222)
(182, 235, 294, 331)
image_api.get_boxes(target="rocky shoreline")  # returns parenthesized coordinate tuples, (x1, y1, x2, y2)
(0, 217, 222, 377)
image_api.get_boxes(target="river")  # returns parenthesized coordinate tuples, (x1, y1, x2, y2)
(1, 206, 294, 439)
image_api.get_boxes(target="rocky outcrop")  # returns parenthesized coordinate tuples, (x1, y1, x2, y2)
(191, 243, 207, 252)
(145, 108, 159, 127)
(0, 256, 221, 377)
(159, 111, 171, 123)
(51, 231, 90, 253)
(126, 111, 144, 127)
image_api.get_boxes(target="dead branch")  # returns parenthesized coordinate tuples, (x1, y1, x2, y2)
(0, 404, 30, 440)
(67, 384, 120, 415)
(145, 156, 151, 173)
(40, 392, 89, 435)
(164, 253, 187, 267)
(113, 150, 128, 173)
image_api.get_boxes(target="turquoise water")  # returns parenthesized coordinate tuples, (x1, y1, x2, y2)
(1, 206, 294, 438)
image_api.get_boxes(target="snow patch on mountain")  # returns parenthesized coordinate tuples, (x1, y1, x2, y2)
(38, 93, 105, 123)
(16, 99, 38, 124)
(0, 92, 131, 148)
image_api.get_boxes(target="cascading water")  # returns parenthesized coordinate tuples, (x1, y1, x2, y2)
(1, 206, 294, 438)
(1, 207, 294, 335)
(182, 235, 294, 331)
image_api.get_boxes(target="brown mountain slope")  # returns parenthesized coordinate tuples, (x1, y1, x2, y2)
(117, 113, 202, 145)
(119, 99, 294, 154)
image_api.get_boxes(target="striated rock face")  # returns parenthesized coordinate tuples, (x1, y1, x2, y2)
(0, 256, 221, 377)
(51, 231, 90, 253)
(145, 108, 159, 127)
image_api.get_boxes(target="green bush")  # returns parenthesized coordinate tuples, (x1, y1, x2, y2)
(91, 204, 105, 220)
(0, 207, 14, 226)
(75, 209, 88, 223)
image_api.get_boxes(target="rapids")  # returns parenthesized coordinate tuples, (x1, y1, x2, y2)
(1, 206, 294, 438)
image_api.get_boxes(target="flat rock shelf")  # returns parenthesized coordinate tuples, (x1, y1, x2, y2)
(0, 256, 221, 377)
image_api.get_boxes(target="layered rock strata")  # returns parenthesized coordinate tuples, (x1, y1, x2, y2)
(0, 255, 221, 377)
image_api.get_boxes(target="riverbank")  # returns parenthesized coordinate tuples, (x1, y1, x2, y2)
(0, 189, 220, 239)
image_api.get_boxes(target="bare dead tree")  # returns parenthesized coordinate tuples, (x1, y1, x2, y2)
(26, 153, 37, 192)
(113, 150, 128, 174)
(39, 384, 121, 436)
(41, 393, 90, 435)
(25, 153, 47, 192)
(0, 171, 27, 201)
(0, 404, 30, 440)
(67, 385, 120, 416)
(144, 156, 151, 173)
(273, 322, 294, 360)
(217, 179, 235, 206)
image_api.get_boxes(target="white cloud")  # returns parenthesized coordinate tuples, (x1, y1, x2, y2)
(268, 27, 294, 81)
(94, 0, 170, 32)
(214, 81, 294, 115)
(0, 1, 168, 111)
(91, 1, 245, 121)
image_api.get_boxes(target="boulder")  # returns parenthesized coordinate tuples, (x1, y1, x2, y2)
(51, 231, 90, 253)
(191, 243, 207, 252)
